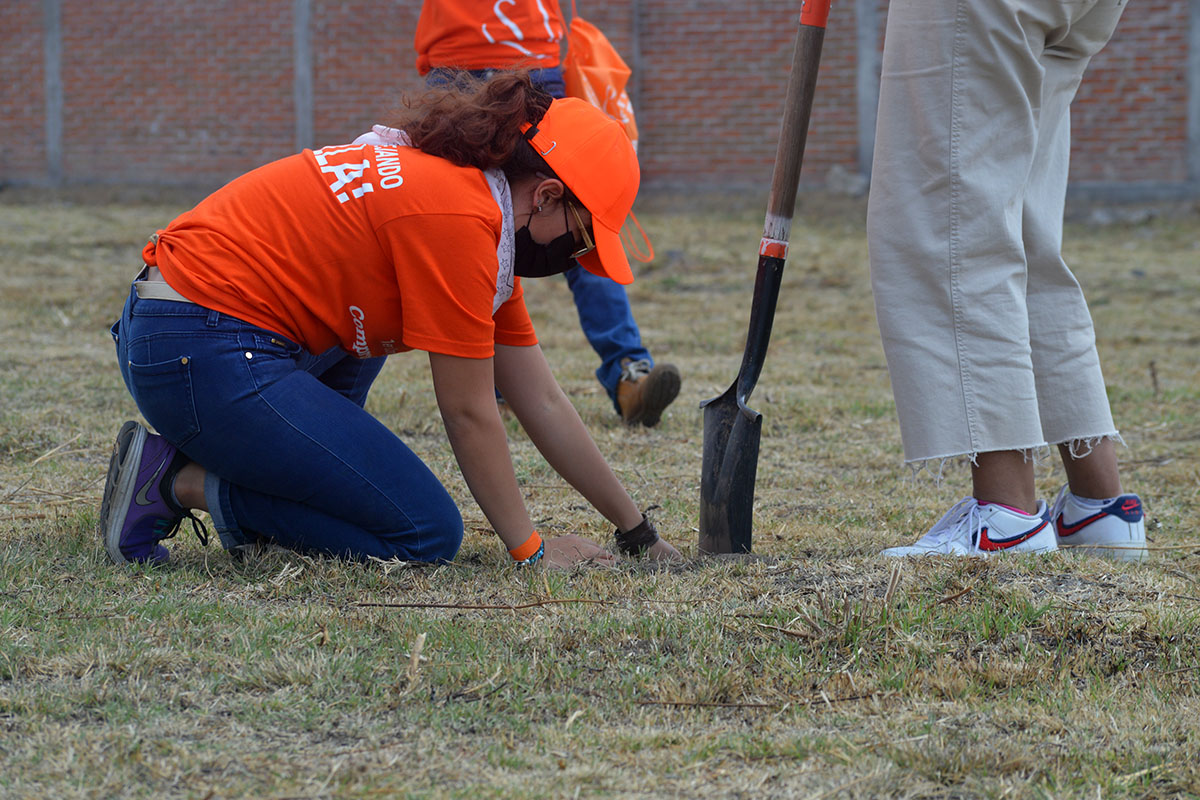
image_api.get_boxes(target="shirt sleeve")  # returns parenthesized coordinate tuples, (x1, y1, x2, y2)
(377, 212, 533, 358)
(493, 278, 538, 347)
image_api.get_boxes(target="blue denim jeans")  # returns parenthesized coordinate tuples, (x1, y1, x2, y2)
(428, 66, 652, 410)
(111, 285, 463, 561)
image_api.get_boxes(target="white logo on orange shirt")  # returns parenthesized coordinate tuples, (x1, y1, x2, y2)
(374, 146, 404, 190)
(480, 0, 560, 57)
(314, 144, 374, 204)
(348, 305, 372, 358)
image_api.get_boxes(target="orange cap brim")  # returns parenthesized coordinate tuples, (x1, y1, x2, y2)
(577, 221, 633, 285)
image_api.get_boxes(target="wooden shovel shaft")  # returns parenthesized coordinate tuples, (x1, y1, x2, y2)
(735, 13, 829, 404)
(698, 4, 831, 554)
(767, 7, 830, 227)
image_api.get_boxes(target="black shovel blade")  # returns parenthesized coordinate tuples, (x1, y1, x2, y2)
(699, 386, 762, 554)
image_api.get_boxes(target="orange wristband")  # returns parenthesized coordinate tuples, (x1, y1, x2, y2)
(508, 530, 542, 562)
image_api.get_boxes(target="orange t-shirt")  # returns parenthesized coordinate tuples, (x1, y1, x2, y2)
(415, 0, 565, 75)
(144, 143, 537, 360)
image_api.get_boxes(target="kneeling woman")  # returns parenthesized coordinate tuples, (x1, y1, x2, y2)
(100, 72, 679, 569)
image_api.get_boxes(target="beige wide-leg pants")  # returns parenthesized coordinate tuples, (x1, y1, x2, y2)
(867, 0, 1127, 465)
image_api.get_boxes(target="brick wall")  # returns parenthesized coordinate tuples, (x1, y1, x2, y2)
(62, 0, 295, 182)
(311, 1, 425, 149)
(627, 0, 860, 188)
(0, 3, 46, 179)
(1069, 0, 1191, 183)
(0, 0, 1194, 194)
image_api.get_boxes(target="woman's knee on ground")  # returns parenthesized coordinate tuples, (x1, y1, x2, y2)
(367, 495, 464, 564)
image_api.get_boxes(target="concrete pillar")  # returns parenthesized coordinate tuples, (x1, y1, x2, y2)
(43, 0, 63, 185)
(294, 0, 314, 152)
(855, 0, 879, 180)
(1189, 0, 1199, 182)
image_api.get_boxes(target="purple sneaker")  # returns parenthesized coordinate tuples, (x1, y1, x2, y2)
(99, 420, 196, 564)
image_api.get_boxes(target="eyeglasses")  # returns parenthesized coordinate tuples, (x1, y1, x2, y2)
(564, 199, 596, 259)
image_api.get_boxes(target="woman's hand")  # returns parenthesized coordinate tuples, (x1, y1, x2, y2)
(642, 537, 683, 562)
(543, 534, 617, 569)
(613, 515, 683, 563)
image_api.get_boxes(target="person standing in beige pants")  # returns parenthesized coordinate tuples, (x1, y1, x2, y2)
(867, 0, 1147, 559)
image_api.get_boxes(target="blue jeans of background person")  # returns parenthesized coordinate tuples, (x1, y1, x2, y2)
(428, 66, 653, 411)
(111, 285, 463, 561)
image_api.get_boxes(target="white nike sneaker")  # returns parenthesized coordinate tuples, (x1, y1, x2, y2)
(882, 497, 1057, 558)
(1049, 485, 1147, 562)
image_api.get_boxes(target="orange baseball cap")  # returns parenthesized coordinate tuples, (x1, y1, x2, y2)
(520, 97, 639, 285)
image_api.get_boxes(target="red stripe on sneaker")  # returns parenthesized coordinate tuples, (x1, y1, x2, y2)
(1055, 512, 1106, 538)
(977, 520, 1049, 551)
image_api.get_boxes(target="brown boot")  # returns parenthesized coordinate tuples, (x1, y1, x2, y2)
(617, 358, 681, 427)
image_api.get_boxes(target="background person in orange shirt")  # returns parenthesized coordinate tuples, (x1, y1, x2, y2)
(414, 0, 681, 428)
(98, 73, 681, 569)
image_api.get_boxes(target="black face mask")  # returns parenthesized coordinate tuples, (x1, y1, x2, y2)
(513, 206, 578, 278)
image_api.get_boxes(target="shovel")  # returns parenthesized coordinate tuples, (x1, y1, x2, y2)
(699, 0, 832, 554)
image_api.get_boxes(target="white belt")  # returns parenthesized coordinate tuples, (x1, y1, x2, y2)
(134, 266, 193, 303)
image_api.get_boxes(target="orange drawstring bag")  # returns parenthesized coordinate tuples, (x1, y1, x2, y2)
(562, 14, 639, 151)
(562, 4, 653, 262)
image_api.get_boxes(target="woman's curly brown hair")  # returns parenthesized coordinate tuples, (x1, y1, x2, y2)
(398, 71, 556, 181)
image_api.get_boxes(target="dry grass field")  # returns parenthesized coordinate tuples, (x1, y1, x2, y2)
(1, 186, 1199, 799)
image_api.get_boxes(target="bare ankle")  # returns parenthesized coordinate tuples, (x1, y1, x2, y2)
(970, 450, 1038, 514)
(172, 462, 208, 511)
(1057, 440, 1122, 499)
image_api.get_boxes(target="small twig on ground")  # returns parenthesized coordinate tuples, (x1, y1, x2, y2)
(756, 622, 818, 640)
(883, 563, 902, 608)
(354, 598, 608, 611)
(638, 700, 778, 709)
(454, 666, 502, 700)
(1163, 664, 1200, 675)
(880, 562, 903, 623)
(1117, 760, 1175, 784)
(29, 434, 83, 466)
(3, 497, 82, 508)
(627, 599, 695, 605)
(937, 579, 978, 605)
(1166, 568, 1199, 585)
(0, 477, 35, 505)
(21, 487, 91, 501)
(862, 733, 932, 752)
(638, 692, 886, 711)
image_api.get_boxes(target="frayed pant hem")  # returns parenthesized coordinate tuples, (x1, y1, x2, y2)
(902, 442, 1052, 484)
(1050, 431, 1124, 459)
(901, 432, 1124, 483)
